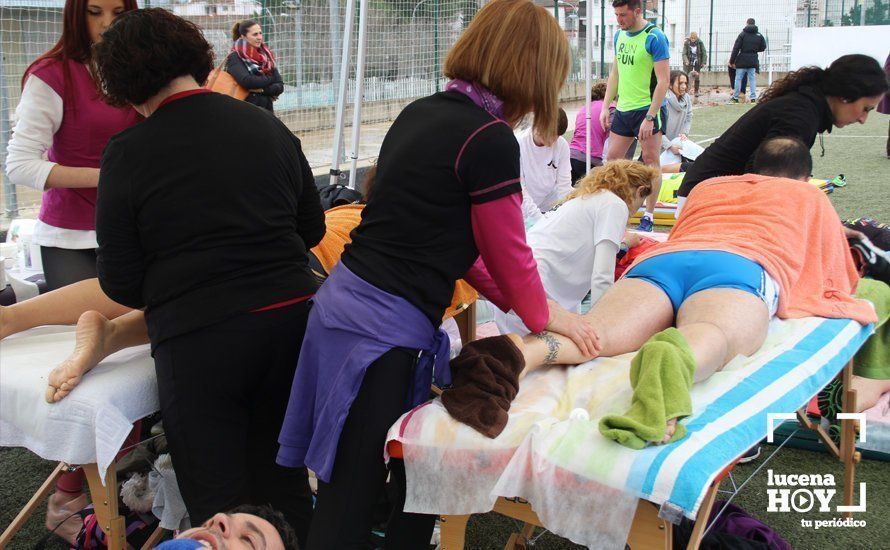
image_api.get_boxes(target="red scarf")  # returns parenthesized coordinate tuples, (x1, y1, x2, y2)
(232, 38, 275, 75)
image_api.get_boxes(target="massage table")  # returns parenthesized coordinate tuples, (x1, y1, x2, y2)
(0, 326, 160, 549)
(386, 316, 873, 549)
(628, 174, 843, 228)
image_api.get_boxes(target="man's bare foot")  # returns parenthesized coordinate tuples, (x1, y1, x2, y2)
(661, 418, 678, 444)
(45, 311, 110, 403)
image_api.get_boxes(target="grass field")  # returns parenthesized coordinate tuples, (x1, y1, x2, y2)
(1, 101, 888, 550)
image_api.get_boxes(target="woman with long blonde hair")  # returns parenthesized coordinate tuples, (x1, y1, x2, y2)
(495, 160, 657, 335)
(276, 1, 597, 547)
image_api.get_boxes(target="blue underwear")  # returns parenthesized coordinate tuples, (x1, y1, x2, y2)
(624, 250, 777, 313)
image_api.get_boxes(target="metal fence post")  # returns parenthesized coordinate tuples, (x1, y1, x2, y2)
(661, 0, 666, 29)
(329, 0, 341, 104)
(708, 0, 714, 71)
(329, 0, 356, 185)
(0, 36, 18, 218)
(841, 0, 846, 24)
(260, 0, 268, 37)
(600, 0, 605, 78)
(433, 0, 439, 92)
(293, 0, 303, 103)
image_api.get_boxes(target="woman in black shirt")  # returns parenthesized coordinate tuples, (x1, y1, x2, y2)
(277, 1, 599, 548)
(678, 54, 888, 208)
(93, 9, 322, 546)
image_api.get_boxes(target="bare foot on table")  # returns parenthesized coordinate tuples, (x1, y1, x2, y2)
(45, 311, 110, 403)
(661, 418, 678, 444)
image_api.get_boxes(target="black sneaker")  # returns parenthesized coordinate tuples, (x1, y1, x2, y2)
(849, 236, 890, 285)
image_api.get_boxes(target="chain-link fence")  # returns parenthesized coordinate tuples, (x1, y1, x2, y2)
(2, 0, 888, 222)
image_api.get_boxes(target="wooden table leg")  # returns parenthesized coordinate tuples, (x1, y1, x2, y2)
(504, 522, 537, 550)
(141, 526, 168, 549)
(627, 501, 670, 550)
(453, 302, 478, 345)
(83, 463, 126, 550)
(686, 479, 721, 550)
(0, 462, 67, 547)
(465, 302, 477, 343)
(841, 359, 861, 519)
(439, 514, 471, 550)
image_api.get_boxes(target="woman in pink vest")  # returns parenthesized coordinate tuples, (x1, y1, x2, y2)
(3, 0, 138, 542)
(5, 0, 140, 293)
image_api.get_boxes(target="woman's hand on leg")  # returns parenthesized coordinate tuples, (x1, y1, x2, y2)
(544, 300, 600, 358)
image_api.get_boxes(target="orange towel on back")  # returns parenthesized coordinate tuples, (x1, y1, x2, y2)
(630, 175, 877, 325)
(311, 204, 478, 321)
(311, 204, 364, 273)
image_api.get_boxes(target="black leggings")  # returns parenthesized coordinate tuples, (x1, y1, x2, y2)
(153, 302, 314, 547)
(306, 348, 437, 549)
(570, 157, 603, 184)
(40, 246, 97, 291)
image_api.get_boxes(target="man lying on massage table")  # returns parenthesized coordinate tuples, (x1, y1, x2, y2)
(447, 136, 877, 449)
(155, 504, 298, 550)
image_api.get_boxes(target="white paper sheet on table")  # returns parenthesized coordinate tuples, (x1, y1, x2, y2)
(0, 326, 158, 481)
(387, 317, 872, 548)
(660, 138, 705, 165)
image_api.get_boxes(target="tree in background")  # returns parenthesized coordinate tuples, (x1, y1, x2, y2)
(842, 0, 889, 25)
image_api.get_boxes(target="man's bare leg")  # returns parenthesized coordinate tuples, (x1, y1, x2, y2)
(514, 278, 675, 378)
(640, 131, 663, 214)
(46, 310, 148, 403)
(655, 289, 770, 441)
(605, 133, 636, 162)
(0, 278, 131, 340)
(850, 376, 890, 413)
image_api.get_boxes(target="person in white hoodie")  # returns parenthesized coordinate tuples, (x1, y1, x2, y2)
(517, 108, 573, 217)
(661, 70, 695, 173)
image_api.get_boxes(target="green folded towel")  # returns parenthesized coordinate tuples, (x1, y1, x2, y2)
(599, 328, 696, 449)
(854, 278, 890, 380)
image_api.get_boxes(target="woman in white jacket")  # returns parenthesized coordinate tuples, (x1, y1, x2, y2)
(495, 160, 658, 335)
(661, 70, 695, 173)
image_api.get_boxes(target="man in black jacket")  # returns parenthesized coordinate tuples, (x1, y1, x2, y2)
(729, 18, 766, 103)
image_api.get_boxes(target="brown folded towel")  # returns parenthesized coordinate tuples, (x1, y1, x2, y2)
(441, 335, 526, 438)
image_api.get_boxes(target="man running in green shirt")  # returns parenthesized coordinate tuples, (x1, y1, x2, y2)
(600, 0, 670, 231)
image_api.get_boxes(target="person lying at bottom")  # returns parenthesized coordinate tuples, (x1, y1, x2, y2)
(155, 504, 298, 550)
(448, 137, 876, 448)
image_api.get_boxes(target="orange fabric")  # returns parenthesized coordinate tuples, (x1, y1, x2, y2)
(311, 204, 363, 274)
(630, 175, 877, 325)
(311, 204, 478, 321)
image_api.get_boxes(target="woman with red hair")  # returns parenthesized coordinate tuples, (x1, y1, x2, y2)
(5, 0, 140, 295)
(3, 0, 139, 541)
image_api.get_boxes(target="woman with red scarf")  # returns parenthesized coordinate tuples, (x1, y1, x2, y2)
(226, 20, 283, 112)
